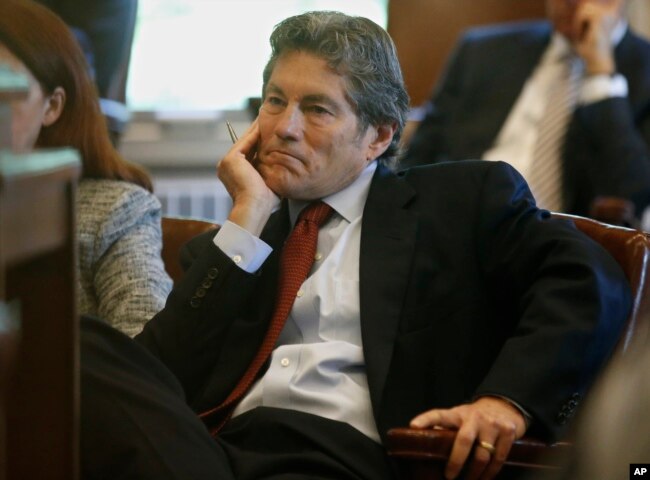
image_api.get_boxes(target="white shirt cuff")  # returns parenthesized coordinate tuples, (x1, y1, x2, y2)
(213, 220, 272, 273)
(579, 73, 628, 105)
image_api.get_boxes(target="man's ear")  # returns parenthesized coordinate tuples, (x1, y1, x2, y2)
(366, 122, 397, 161)
(42, 87, 66, 127)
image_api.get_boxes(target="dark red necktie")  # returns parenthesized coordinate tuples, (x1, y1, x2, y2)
(199, 201, 333, 435)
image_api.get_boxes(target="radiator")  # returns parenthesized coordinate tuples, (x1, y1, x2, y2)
(153, 176, 232, 223)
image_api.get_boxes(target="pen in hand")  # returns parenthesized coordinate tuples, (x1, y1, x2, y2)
(226, 120, 260, 167)
(226, 121, 238, 143)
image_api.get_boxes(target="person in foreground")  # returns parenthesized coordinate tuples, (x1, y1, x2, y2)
(551, 337, 650, 480)
(80, 10, 630, 480)
(0, 0, 172, 337)
(402, 0, 650, 218)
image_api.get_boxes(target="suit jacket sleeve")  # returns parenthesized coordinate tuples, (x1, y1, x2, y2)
(566, 30, 650, 215)
(471, 163, 631, 437)
(569, 95, 650, 214)
(135, 229, 270, 403)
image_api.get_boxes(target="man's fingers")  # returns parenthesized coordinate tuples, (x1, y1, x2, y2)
(462, 440, 493, 480)
(479, 427, 516, 479)
(409, 409, 461, 429)
(442, 422, 479, 479)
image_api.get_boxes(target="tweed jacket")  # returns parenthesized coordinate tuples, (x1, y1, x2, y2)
(77, 179, 172, 337)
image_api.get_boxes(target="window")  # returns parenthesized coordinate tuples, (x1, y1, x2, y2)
(127, 0, 388, 112)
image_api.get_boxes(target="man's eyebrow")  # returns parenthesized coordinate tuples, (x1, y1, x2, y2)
(264, 83, 285, 97)
(264, 83, 343, 111)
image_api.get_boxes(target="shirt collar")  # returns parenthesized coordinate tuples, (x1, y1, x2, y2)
(288, 160, 377, 225)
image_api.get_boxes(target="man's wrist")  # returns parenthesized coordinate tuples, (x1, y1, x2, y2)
(213, 221, 272, 273)
(579, 73, 628, 105)
(477, 394, 533, 430)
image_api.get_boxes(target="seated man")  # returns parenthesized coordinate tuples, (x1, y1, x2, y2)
(80, 10, 630, 480)
(402, 0, 650, 218)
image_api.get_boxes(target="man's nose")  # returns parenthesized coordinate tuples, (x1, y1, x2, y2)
(274, 104, 303, 141)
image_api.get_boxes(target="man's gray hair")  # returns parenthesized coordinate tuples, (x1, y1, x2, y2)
(262, 11, 409, 166)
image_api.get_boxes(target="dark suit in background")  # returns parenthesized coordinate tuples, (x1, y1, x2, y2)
(402, 21, 650, 217)
(35, 0, 137, 101)
(81, 161, 630, 478)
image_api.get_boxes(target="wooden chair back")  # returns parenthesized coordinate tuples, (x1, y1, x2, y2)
(161, 216, 219, 284)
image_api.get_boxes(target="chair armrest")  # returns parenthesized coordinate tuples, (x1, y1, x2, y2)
(386, 428, 571, 479)
(589, 196, 637, 228)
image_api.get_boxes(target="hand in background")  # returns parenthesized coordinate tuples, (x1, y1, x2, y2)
(572, 0, 624, 75)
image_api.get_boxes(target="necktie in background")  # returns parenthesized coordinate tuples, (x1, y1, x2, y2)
(527, 55, 581, 212)
(199, 200, 333, 435)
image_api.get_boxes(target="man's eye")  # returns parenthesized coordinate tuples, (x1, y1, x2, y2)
(261, 96, 285, 113)
(307, 105, 331, 115)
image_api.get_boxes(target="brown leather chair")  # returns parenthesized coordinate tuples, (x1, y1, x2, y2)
(386, 213, 650, 479)
(589, 196, 638, 229)
(161, 216, 219, 284)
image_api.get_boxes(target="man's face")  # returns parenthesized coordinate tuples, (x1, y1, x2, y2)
(546, 0, 625, 41)
(256, 50, 388, 201)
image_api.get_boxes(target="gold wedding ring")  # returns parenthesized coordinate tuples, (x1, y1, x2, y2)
(478, 440, 496, 455)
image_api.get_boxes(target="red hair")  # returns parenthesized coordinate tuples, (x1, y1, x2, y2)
(0, 0, 152, 191)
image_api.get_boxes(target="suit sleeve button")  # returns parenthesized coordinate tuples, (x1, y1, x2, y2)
(201, 279, 213, 289)
(207, 268, 219, 279)
(190, 297, 201, 308)
(195, 288, 207, 298)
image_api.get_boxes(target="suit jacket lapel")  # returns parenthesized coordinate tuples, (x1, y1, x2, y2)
(359, 165, 418, 415)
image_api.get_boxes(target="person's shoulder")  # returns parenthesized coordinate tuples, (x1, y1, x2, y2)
(624, 26, 650, 47)
(78, 179, 160, 214)
(400, 159, 517, 178)
(619, 27, 650, 59)
(77, 179, 161, 238)
(461, 19, 551, 45)
(400, 160, 528, 196)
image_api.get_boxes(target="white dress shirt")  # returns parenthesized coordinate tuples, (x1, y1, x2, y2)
(482, 22, 628, 177)
(214, 161, 381, 442)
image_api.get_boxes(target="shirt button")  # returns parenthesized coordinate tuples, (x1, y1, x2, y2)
(232, 254, 242, 264)
(280, 358, 290, 367)
(296, 289, 304, 298)
(314, 252, 323, 261)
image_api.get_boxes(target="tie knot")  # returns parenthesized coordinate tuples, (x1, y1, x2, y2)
(298, 201, 333, 227)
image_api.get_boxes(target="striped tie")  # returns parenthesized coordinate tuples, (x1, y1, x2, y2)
(199, 201, 333, 435)
(527, 56, 580, 212)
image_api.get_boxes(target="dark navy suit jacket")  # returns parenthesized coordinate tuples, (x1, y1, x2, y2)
(403, 21, 650, 217)
(137, 161, 630, 443)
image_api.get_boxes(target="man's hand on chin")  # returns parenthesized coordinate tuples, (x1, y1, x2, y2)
(572, 0, 623, 75)
(218, 118, 280, 236)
